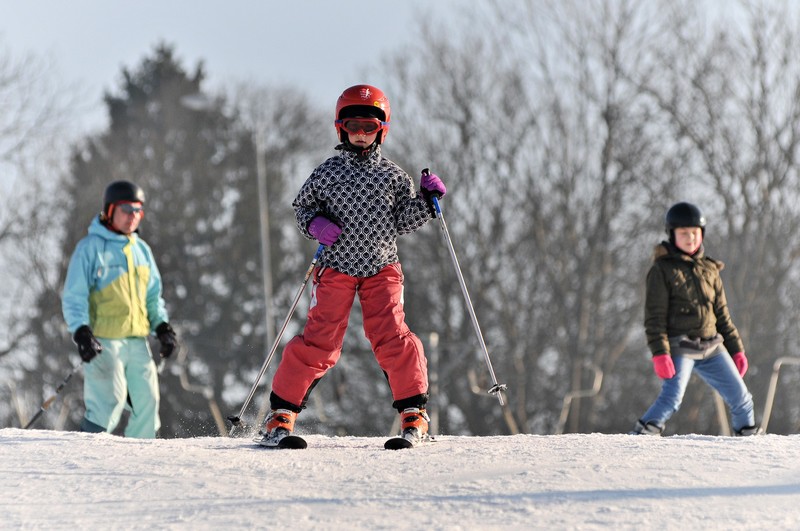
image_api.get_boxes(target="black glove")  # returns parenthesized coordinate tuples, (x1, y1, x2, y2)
(155, 322, 178, 358)
(73, 325, 102, 363)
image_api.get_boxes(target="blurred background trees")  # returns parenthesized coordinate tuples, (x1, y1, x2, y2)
(4, 0, 800, 437)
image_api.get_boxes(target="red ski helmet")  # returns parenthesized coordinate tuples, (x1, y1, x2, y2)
(334, 84, 390, 144)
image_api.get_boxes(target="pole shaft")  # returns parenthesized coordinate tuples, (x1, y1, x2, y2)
(229, 244, 324, 435)
(431, 195, 506, 405)
(24, 365, 79, 429)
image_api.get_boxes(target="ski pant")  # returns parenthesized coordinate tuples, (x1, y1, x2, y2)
(81, 336, 160, 438)
(641, 347, 755, 432)
(271, 263, 428, 410)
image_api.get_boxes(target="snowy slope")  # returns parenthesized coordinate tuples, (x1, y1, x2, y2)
(3, 428, 799, 530)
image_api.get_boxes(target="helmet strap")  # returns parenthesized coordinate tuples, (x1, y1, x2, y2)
(101, 205, 114, 225)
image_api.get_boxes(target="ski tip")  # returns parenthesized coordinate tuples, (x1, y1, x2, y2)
(279, 435, 308, 449)
(256, 434, 308, 450)
(384, 437, 414, 450)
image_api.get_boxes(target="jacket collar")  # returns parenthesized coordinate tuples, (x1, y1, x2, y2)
(336, 144, 383, 167)
(88, 215, 137, 242)
(654, 240, 705, 261)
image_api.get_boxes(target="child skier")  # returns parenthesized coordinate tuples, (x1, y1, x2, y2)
(630, 202, 758, 436)
(260, 84, 446, 447)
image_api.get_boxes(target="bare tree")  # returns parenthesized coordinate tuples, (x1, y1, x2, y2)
(0, 39, 81, 428)
(620, 0, 800, 434)
(382, 0, 730, 435)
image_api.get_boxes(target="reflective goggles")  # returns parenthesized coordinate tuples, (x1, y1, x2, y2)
(117, 202, 144, 215)
(337, 117, 386, 135)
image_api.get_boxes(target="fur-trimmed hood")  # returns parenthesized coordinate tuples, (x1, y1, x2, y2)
(652, 241, 724, 271)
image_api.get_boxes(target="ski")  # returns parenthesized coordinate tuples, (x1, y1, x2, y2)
(384, 436, 415, 450)
(250, 432, 438, 449)
(255, 433, 308, 449)
(384, 432, 433, 450)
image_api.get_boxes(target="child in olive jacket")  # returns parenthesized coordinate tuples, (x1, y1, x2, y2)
(630, 202, 757, 436)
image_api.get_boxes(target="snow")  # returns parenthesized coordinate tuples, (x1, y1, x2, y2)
(3, 429, 800, 529)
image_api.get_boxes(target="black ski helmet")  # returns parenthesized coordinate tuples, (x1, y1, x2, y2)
(102, 180, 145, 218)
(665, 202, 706, 239)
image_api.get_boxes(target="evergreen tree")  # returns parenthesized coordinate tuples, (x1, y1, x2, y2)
(29, 44, 315, 437)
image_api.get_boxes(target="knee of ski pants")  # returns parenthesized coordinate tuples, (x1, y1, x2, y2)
(84, 337, 159, 435)
(123, 364, 161, 438)
(83, 339, 130, 432)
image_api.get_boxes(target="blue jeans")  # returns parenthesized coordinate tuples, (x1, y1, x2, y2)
(642, 348, 754, 432)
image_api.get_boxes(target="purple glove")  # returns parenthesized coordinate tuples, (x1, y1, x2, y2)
(732, 352, 748, 377)
(420, 171, 446, 199)
(308, 215, 342, 246)
(652, 354, 676, 379)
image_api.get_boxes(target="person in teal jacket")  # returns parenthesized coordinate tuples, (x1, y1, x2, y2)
(62, 180, 177, 438)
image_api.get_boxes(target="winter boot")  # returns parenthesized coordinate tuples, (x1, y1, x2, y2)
(628, 419, 663, 436)
(400, 407, 430, 445)
(734, 425, 761, 436)
(258, 409, 297, 446)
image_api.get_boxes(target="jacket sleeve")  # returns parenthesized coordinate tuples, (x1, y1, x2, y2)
(644, 264, 671, 356)
(143, 244, 169, 332)
(292, 171, 325, 239)
(393, 169, 433, 235)
(713, 274, 745, 354)
(61, 240, 94, 334)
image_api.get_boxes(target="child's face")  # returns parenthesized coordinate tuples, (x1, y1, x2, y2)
(674, 226, 703, 254)
(347, 129, 379, 148)
(341, 116, 380, 148)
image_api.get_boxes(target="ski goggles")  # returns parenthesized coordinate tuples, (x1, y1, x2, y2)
(336, 117, 386, 135)
(116, 202, 144, 215)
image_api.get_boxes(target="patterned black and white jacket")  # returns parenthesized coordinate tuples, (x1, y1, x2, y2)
(293, 147, 434, 277)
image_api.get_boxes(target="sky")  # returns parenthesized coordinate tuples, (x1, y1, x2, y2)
(4, 428, 800, 529)
(1, 1, 465, 134)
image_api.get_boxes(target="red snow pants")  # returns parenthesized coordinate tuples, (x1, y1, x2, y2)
(271, 263, 428, 408)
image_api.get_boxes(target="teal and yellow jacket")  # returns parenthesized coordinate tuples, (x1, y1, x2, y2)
(62, 216, 169, 338)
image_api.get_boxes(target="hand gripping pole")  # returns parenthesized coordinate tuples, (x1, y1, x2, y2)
(227, 244, 324, 436)
(425, 169, 507, 405)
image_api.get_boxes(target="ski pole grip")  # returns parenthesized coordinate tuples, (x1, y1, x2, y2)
(420, 167, 443, 200)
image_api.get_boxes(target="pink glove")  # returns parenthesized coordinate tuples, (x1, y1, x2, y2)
(732, 352, 748, 377)
(420, 171, 446, 199)
(652, 354, 676, 379)
(308, 216, 342, 246)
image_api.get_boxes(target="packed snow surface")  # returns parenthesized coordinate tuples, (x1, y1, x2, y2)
(3, 429, 799, 530)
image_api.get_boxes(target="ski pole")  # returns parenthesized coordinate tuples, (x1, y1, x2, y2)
(424, 169, 507, 406)
(227, 243, 325, 436)
(24, 363, 82, 429)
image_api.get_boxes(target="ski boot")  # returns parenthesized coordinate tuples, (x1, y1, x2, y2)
(734, 425, 762, 436)
(628, 419, 663, 436)
(385, 407, 432, 449)
(258, 409, 298, 447)
(400, 407, 431, 444)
